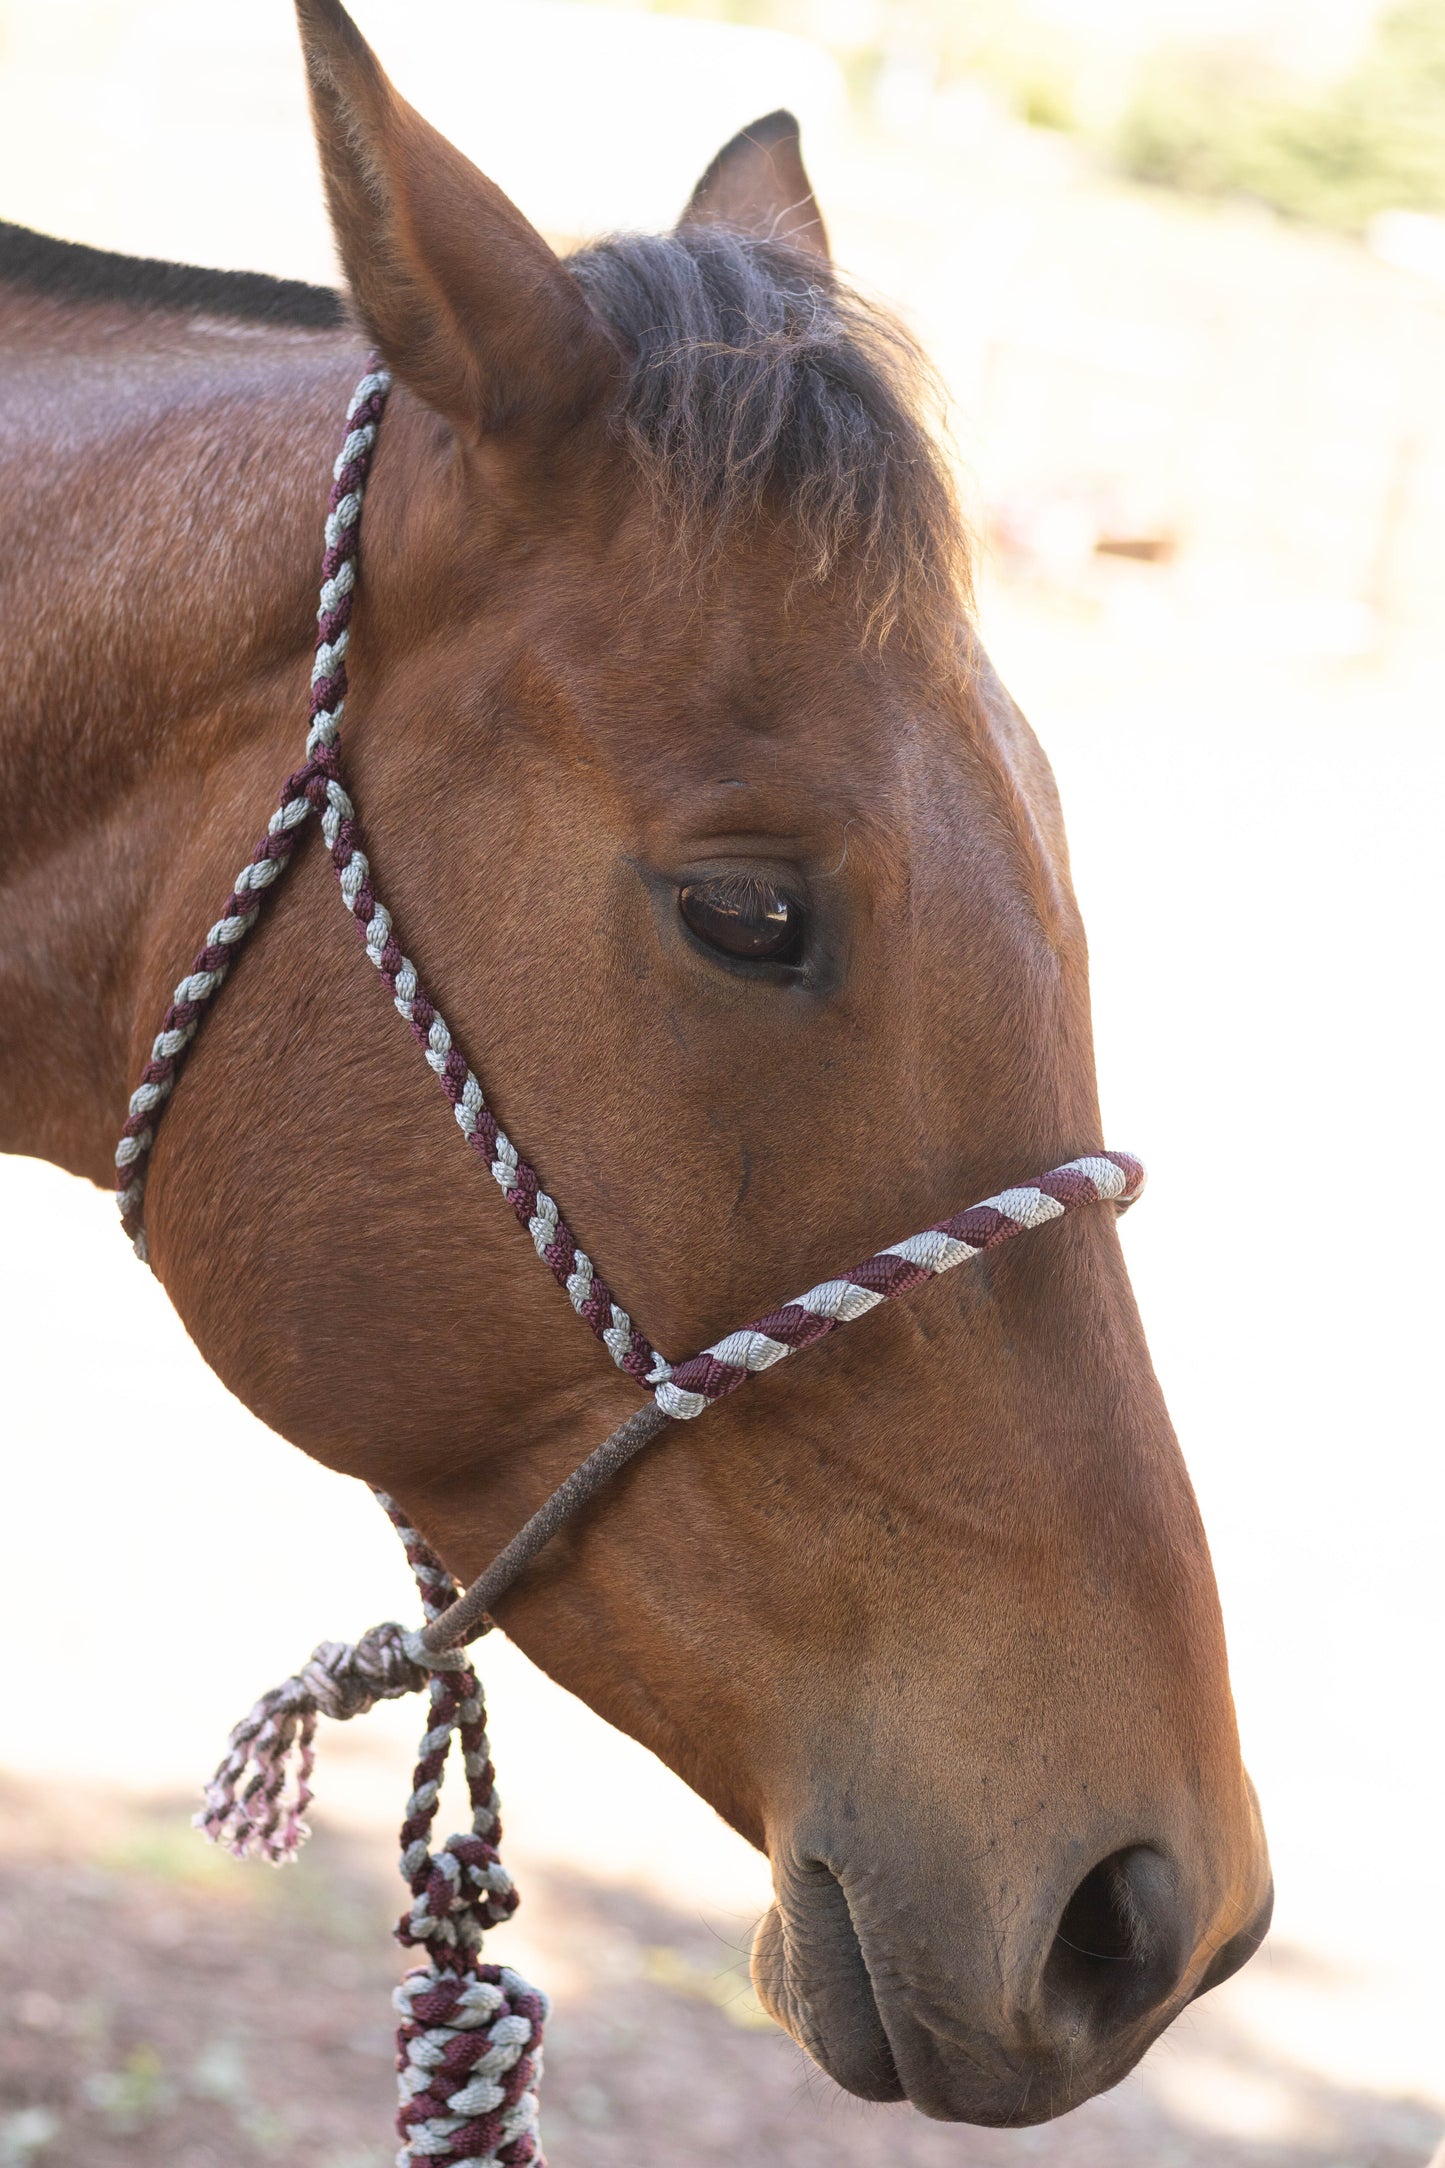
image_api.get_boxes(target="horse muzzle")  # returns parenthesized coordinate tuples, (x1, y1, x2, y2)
(752, 1829, 1273, 2125)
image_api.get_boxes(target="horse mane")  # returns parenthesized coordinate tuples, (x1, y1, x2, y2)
(0, 221, 345, 330)
(567, 230, 970, 641)
(0, 218, 969, 639)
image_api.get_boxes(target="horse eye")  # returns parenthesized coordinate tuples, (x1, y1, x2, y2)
(679, 875, 805, 964)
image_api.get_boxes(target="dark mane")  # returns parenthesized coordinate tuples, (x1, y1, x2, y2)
(0, 222, 345, 330)
(566, 230, 969, 640)
(1, 220, 966, 638)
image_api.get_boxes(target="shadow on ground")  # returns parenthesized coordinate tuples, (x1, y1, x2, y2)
(0, 1781, 1437, 2168)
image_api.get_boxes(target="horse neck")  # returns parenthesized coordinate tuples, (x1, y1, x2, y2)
(0, 298, 369, 1185)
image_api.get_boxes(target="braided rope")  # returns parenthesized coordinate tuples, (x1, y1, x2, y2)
(302, 749, 664, 1388)
(114, 369, 390, 1256)
(654, 1150, 1146, 1418)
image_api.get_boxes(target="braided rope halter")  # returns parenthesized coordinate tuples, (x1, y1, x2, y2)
(115, 367, 1145, 2167)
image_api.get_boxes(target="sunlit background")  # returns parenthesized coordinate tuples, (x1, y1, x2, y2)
(1, 1, 1442, 2162)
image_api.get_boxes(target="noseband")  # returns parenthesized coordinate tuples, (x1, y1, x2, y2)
(114, 366, 1144, 2167)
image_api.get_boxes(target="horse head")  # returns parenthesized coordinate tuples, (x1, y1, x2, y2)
(142, 0, 1272, 2122)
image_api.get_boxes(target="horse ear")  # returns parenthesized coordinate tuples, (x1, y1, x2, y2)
(294, 0, 617, 437)
(679, 110, 830, 263)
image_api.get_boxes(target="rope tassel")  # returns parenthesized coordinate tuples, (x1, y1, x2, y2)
(196, 1620, 433, 1862)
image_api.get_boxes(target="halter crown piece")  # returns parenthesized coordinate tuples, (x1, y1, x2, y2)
(115, 366, 1145, 2167)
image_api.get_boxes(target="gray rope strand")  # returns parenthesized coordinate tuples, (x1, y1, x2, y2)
(420, 1403, 672, 1655)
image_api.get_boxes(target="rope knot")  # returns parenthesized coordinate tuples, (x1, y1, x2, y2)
(399, 1829, 518, 1957)
(298, 1621, 432, 1720)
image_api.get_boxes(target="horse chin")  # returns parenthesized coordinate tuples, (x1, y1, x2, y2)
(750, 1890, 904, 2104)
(750, 1884, 1070, 2126)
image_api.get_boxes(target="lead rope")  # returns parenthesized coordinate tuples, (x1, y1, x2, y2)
(198, 1495, 547, 2168)
(123, 364, 1147, 2167)
(382, 1496, 548, 2168)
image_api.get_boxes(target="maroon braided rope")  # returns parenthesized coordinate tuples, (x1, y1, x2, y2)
(114, 370, 392, 1253)
(416, 1154, 1146, 1651)
(114, 775, 316, 1255)
(656, 1150, 1147, 1416)
(304, 750, 661, 1384)
(375, 1495, 519, 1950)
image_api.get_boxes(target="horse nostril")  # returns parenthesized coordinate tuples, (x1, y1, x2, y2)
(1042, 1846, 1188, 2038)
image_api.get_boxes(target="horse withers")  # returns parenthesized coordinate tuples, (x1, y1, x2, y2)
(0, 0, 1271, 2125)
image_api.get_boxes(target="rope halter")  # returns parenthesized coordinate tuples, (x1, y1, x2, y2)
(116, 364, 1145, 2168)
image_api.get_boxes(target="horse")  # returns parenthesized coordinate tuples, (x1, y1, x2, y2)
(0, 0, 1272, 2128)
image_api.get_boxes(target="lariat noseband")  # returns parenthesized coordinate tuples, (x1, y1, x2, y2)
(115, 365, 1144, 2167)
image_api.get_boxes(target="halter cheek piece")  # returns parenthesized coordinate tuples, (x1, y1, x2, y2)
(114, 367, 1144, 2168)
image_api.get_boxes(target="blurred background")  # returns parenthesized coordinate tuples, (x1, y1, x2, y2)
(1, 1, 1442, 2162)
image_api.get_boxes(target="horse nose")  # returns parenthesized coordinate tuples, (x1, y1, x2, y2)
(1039, 1845, 1191, 2042)
(758, 1811, 1272, 2122)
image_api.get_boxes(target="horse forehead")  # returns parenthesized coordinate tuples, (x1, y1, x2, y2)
(590, 686, 996, 895)
(490, 615, 920, 798)
(500, 515, 941, 713)
(484, 580, 1043, 891)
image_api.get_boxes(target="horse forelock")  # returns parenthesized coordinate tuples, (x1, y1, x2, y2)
(566, 229, 971, 646)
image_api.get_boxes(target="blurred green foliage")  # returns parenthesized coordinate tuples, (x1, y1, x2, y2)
(610, 0, 1093, 134)
(583, 0, 1445, 234)
(1115, 1, 1445, 232)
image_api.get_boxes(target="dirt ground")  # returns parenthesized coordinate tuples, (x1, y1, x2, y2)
(0, 1781, 1438, 2168)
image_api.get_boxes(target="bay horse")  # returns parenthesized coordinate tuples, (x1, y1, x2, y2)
(0, 0, 1271, 2127)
